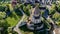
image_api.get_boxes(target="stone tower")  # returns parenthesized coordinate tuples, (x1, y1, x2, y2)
(26, 6, 44, 31)
(30, 6, 41, 23)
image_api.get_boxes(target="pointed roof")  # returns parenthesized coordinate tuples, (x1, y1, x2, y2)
(31, 6, 40, 16)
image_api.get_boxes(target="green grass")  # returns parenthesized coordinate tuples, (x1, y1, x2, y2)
(5, 11, 22, 27)
(5, 17, 20, 27)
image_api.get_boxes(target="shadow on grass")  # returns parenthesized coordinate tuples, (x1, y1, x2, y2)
(14, 8, 23, 16)
(19, 25, 48, 34)
(19, 22, 48, 34)
(19, 25, 33, 32)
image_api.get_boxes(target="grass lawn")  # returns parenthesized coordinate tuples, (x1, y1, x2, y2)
(5, 17, 20, 27)
(5, 11, 22, 27)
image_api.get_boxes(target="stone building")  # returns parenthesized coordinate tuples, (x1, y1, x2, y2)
(26, 6, 47, 31)
(20, 0, 56, 5)
(26, 6, 41, 30)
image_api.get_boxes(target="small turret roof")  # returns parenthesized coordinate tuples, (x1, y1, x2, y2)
(31, 6, 40, 16)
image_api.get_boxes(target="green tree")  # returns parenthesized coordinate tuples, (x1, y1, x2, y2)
(56, 3, 60, 13)
(0, 12, 10, 34)
(52, 12, 60, 26)
(0, 19, 10, 34)
(0, 12, 6, 19)
(49, 4, 56, 15)
(23, 4, 32, 16)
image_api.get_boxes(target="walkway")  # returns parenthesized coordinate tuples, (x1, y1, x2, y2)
(13, 9, 26, 34)
(14, 15, 26, 34)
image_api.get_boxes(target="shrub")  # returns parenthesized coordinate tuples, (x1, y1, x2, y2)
(0, 6, 6, 11)
(0, 12, 6, 19)
(49, 4, 56, 15)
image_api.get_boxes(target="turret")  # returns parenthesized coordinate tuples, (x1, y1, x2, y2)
(30, 6, 41, 23)
(26, 6, 44, 30)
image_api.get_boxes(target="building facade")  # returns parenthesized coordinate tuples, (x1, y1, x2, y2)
(26, 6, 46, 31)
(20, 0, 56, 5)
